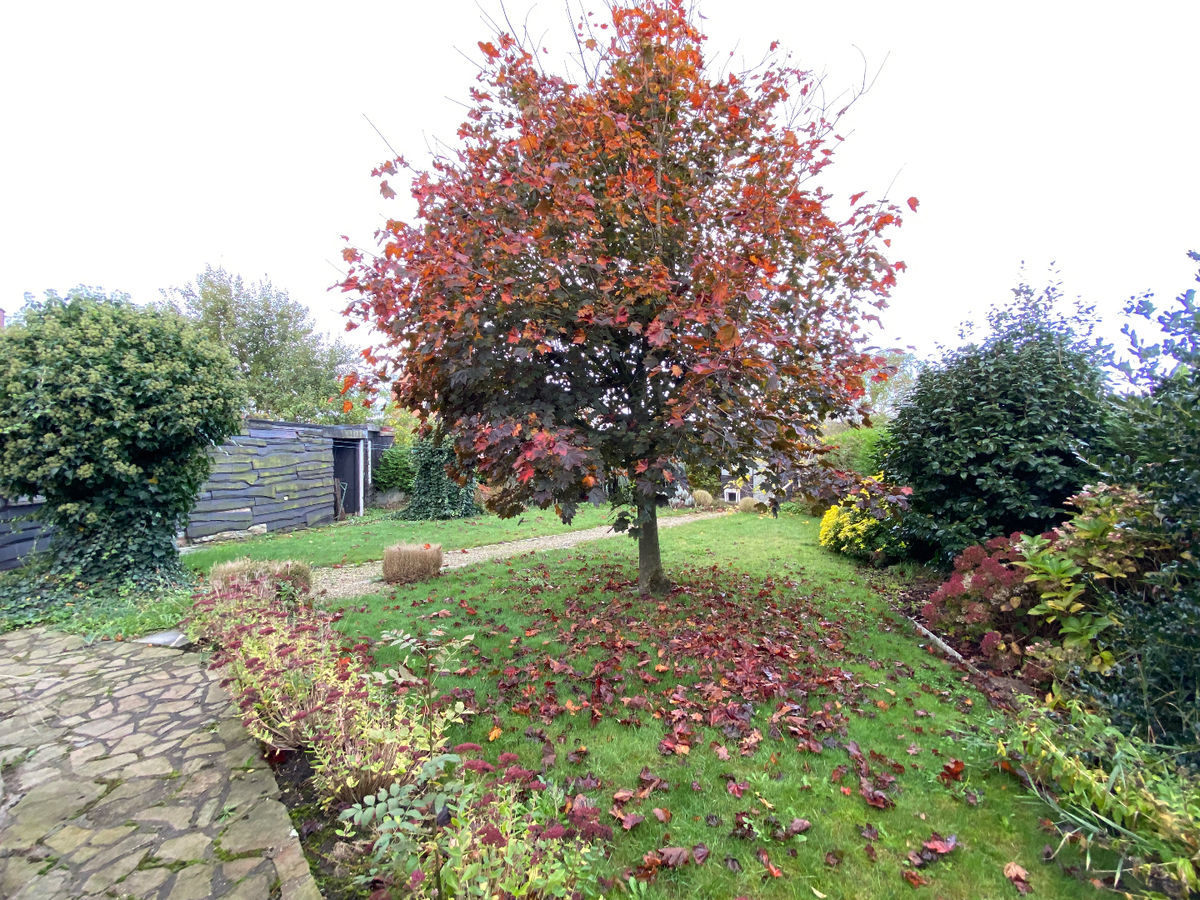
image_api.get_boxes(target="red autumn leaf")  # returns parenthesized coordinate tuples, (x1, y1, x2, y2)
(653, 807, 672, 824)
(937, 759, 966, 785)
(923, 833, 958, 856)
(660, 847, 690, 868)
(726, 780, 748, 798)
(756, 848, 783, 878)
(907, 196, 920, 212)
(902, 869, 930, 888)
(478, 41, 500, 59)
(1004, 861, 1032, 895)
(692, 843, 710, 865)
(342, 400, 353, 414)
(612, 788, 634, 803)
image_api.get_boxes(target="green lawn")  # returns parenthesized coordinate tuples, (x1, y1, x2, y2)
(183, 504, 684, 574)
(326, 514, 1104, 900)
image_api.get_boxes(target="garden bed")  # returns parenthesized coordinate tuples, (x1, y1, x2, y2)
(254, 514, 1106, 899)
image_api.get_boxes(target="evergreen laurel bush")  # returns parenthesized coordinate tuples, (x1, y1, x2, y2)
(1086, 251, 1200, 748)
(878, 281, 1112, 566)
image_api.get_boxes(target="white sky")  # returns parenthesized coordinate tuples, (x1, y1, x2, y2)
(2, 1, 1197, 359)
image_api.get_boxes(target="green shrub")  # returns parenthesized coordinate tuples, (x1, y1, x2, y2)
(985, 698, 1200, 895)
(818, 475, 908, 564)
(0, 288, 244, 625)
(374, 444, 417, 494)
(822, 424, 886, 476)
(878, 282, 1112, 566)
(399, 441, 481, 520)
(684, 463, 723, 497)
(343, 779, 604, 900)
(1089, 252, 1200, 747)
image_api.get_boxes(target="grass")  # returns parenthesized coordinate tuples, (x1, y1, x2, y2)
(325, 514, 1105, 900)
(182, 504, 691, 574)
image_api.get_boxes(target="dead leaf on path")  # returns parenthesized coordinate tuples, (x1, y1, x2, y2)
(1004, 862, 1032, 895)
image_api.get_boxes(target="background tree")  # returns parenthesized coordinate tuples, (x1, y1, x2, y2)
(340, 1, 908, 592)
(877, 280, 1113, 565)
(0, 287, 244, 583)
(169, 265, 370, 423)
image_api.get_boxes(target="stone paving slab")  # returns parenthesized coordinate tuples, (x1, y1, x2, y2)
(0, 628, 322, 900)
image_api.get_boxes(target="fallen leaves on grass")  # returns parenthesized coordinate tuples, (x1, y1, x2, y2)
(937, 758, 966, 784)
(1004, 862, 1032, 894)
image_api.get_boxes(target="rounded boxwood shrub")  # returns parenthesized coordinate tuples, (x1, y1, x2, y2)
(0, 288, 244, 595)
(878, 286, 1112, 566)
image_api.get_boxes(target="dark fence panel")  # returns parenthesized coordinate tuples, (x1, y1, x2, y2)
(187, 421, 337, 540)
(0, 419, 358, 566)
(0, 498, 49, 572)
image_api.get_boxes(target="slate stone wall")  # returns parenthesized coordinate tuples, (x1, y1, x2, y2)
(0, 497, 49, 572)
(187, 421, 337, 540)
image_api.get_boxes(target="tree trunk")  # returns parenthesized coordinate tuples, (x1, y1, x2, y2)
(637, 494, 672, 595)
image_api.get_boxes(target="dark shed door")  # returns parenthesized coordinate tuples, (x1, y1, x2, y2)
(332, 440, 360, 517)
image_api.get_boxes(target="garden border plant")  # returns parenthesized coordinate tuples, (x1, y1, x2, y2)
(0, 288, 244, 628)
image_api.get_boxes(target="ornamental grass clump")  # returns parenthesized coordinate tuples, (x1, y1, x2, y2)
(691, 489, 714, 509)
(208, 557, 312, 595)
(383, 543, 443, 584)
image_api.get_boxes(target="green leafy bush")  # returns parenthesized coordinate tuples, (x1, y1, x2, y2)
(374, 444, 417, 494)
(821, 424, 886, 476)
(1090, 252, 1200, 747)
(817, 475, 910, 564)
(878, 282, 1112, 566)
(343, 778, 604, 900)
(0, 288, 244, 625)
(192, 580, 469, 806)
(399, 441, 481, 520)
(986, 698, 1200, 895)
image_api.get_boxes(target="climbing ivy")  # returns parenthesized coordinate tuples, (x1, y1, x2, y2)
(0, 288, 244, 624)
(397, 442, 480, 521)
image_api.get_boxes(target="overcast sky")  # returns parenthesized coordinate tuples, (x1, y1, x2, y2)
(2, 1, 1196, 359)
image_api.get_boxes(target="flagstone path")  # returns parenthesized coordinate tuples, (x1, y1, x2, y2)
(0, 628, 321, 900)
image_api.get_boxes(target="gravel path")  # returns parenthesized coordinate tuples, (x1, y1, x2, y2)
(312, 510, 728, 600)
(0, 628, 321, 900)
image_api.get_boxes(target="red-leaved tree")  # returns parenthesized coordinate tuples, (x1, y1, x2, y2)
(340, 0, 911, 593)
